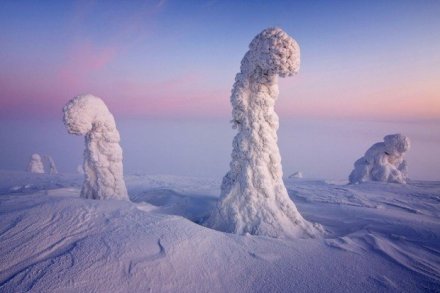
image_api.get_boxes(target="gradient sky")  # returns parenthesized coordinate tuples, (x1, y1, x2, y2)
(1, 0, 439, 121)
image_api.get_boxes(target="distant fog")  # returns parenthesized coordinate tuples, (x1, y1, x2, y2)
(1, 118, 439, 181)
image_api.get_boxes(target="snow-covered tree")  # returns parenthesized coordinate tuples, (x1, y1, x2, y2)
(349, 134, 410, 184)
(63, 94, 129, 200)
(289, 171, 303, 179)
(45, 155, 58, 175)
(206, 28, 320, 238)
(27, 153, 45, 174)
(77, 164, 84, 175)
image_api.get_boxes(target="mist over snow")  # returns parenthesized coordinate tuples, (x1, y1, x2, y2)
(0, 119, 439, 181)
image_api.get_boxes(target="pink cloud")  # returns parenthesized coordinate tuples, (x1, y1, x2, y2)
(58, 41, 118, 89)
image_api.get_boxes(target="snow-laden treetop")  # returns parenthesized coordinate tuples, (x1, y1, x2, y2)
(383, 134, 410, 156)
(244, 27, 300, 78)
(63, 94, 119, 141)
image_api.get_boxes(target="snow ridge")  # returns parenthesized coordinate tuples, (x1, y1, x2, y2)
(207, 28, 320, 238)
(63, 94, 128, 200)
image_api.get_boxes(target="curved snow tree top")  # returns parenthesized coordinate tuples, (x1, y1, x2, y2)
(231, 27, 300, 129)
(207, 28, 321, 239)
(63, 94, 128, 200)
(349, 134, 410, 184)
(27, 153, 45, 174)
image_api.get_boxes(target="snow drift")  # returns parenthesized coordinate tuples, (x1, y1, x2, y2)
(63, 94, 128, 200)
(349, 134, 410, 184)
(27, 153, 44, 174)
(1, 172, 438, 292)
(207, 28, 320, 238)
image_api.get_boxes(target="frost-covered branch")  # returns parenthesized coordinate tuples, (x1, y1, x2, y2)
(349, 134, 410, 184)
(63, 94, 129, 200)
(206, 28, 321, 238)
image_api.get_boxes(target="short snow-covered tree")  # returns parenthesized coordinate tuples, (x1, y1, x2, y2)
(27, 153, 45, 174)
(206, 28, 320, 238)
(45, 155, 58, 175)
(349, 134, 410, 184)
(63, 94, 129, 200)
(289, 171, 303, 179)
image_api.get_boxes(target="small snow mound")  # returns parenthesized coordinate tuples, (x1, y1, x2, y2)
(63, 94, 128, 200)
(27, 153, 45, 174)
(349, 134, 410, 184)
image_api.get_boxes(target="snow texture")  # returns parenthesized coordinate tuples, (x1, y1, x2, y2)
(349, 134, 410, 184)
(63, 94, 128, 200)
(0, 171, 438, 292)
(207, 28, 320, 238)
(45, 155, 58, 175)
(27, 153, 44, 174)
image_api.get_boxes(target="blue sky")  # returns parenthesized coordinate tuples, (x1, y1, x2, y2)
(1, 0, 439, 120)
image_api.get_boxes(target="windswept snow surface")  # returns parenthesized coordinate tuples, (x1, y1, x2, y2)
(0, 170, 439, 292)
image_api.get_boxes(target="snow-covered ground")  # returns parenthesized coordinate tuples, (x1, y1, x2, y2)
(0, 170, 439, 292)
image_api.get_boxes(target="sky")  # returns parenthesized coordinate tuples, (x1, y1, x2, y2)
(1, 0, 439, 121)
(0, 0, 440, 180)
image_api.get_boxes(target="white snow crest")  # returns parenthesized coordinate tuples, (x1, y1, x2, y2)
(27, 153, 45, 174)
(63, 94, 129, 200)
(349, 134, 410, 184)
(206, 28, 320, 239)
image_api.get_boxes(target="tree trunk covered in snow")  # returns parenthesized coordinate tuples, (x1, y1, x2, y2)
(63, 94, 129, 200)
(207, 28, 320, 238)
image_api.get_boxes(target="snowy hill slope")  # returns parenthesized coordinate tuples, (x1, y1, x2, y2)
(0, 171, 439, 292)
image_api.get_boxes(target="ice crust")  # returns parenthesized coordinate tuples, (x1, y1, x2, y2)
(207, 28, 320, 238)
(63, 94, 128, 200)
(349, 134, 410, 184)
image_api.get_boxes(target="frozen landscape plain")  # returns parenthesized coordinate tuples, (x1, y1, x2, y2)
(0, 171, 439, 292)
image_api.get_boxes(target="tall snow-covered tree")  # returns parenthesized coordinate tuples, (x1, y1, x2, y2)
(63, 94, 129, 200)
(207, 28, 320, 238)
